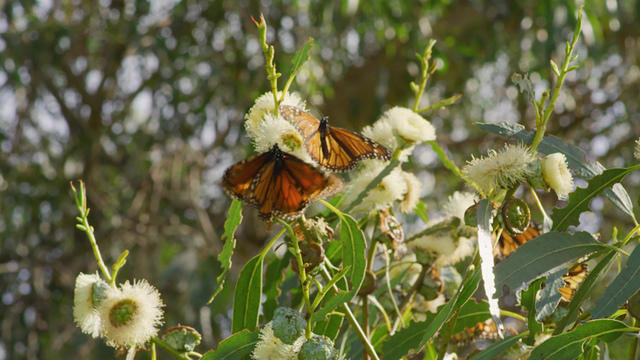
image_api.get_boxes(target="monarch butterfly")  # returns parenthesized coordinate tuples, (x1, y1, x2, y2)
(279, 105, 391, 171)
(497, 225, 540, 258)
(498, 225, 588, 301)
(222, 144, 334, 220)
(559, 262, 588, 302)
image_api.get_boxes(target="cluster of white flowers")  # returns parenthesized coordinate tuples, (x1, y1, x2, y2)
(252, 323, 304, 360)
(410, 191, 477, 267)
(342, 159, 422, 214)
(463, 144, 536, 195)
(634, 138, 640, 160)
(73, 273, 164, 349)
(362, 106, 436, 162)
(244, 92, 313, 163)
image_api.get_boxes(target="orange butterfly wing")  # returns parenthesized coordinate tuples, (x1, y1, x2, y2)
(222, 151, 272, 201)
(280, 105, 391, 171)
(223, 145, 330, 220)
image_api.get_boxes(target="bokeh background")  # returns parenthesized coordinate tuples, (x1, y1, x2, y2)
(1, 0, 640, 358)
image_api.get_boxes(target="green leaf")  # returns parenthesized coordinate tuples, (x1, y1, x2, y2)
(381, 268, 481, 359)
(208, 200, 243, 304)
(452, 300, 491, 334)
(475, 122, 637, 221)
(469, 334, 525, 360)
(535, 269, 565, 322)
(313, 312, 344, 340)
(552, 165, 640, 231)
(287, 38, 313, 80)
(231, 255, 264, 333)
(521, 278, 544, 345)
(476, 199, 502, 333)
(262, 253, 290, 321)
(415, 200, 429, 223)
(494, 232, 605, 297)
(529, 319, 633, 360)
(554, 250, 616, 334)
(511, 73, 535, 103)
(201, 329, 259, 360)
(311, 212, 366, 322)
(590, 245, 640, 319)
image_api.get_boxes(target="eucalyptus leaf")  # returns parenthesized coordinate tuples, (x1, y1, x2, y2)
(231, 255, 264, 332)
(521, 277, 544, 345)
(208, 199, 243, 304)
(529, 319, 632, 360)
(469, 334, 524, 360)
(551, 165, 640, 231)
(476, 199, 503, 335)
(535, 269, 565, 322)
(311, 211, 366, 322)
(555, 250, 616, 334)
(590, 245, 640, 319)
(201, 329, 260, 360)
(494, 232, 605, 297)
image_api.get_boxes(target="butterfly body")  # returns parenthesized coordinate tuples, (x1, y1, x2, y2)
(280, 105, 391, 171)
(222, 145, 330, 220)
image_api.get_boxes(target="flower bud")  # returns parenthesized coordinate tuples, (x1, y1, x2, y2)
(162, 325, 202, 352)
(272, 307, 306, 345)
(298, 335, 338, 360)
(292, 241, 325, 273)
(500, 198, 531, 235)
(463, 203, 478, 227)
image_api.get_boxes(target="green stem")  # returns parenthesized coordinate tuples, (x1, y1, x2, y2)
(500, 309, 527, 322)
(428, 141, 485, 197)
(151, 337, 190, 360)
(280, 221, 313, 338)
(621, 223, 640, 247)
(383, 249, 403, 329)
(412, 40, 436, 112)
(631, 319, 639, 360)
(530, 7, 582, 150)
(260, 227, 286, 258)
(320, 267, 381, 360)
(81, 215, 113, 285)
(392, 263, 428, 333)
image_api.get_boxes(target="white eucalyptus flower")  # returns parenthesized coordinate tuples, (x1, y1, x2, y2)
(442, 191, 478, 221)
(98, 279, 164, 348)
(245, 91, 306, 138)
(463, 144, 536, 195)
(343, 160, 408, 213)
(400, 172, 422, 213)
(252, 323, 304, 360)
(541, 153, 574, 200)
(362, 107, 435, 162)
(381, 106, 436, 144)
(251, 113, 314, 163)
(73, 272, 109, 338)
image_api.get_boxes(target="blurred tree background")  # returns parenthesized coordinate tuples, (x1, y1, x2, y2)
(1, 0, 639, 358)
